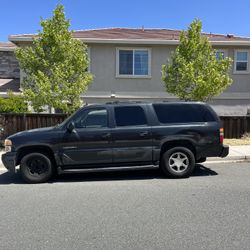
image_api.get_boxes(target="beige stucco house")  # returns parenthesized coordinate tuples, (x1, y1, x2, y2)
(7, 28, 250, 115)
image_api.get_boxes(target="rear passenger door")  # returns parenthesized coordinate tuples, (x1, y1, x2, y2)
(111, 105, 152, 164)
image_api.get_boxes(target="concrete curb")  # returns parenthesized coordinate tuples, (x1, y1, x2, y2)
(207, 155, 250, 162)
(205, 158, 250, 164)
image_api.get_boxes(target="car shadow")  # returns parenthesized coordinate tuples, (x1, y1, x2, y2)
(0, 171, 24, 185)
(192, 164, 218, 177)
(0, 164, 218, 185)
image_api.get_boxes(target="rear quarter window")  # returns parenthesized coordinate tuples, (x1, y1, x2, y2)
(152, 104, 216, 124)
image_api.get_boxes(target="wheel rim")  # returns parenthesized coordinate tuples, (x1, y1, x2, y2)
(168, 152, 189, 173)
(27, 156, 49, 177)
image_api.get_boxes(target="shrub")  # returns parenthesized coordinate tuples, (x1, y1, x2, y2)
(0, 91, 28, 113)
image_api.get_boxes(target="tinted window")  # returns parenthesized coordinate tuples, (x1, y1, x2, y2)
(199, 106, 217, 122)
(75, 108, 108, 128)
(115, 106, 147, 126)
(153, 104, 216, 124)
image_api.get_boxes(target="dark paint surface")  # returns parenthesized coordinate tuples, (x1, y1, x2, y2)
(61, 127, 112, 165)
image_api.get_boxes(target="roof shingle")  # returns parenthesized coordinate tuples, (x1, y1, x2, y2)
(9, 28, 250, 42)
(0, 42, 16, 50)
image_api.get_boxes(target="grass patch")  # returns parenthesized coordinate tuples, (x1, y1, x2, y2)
(224, 138, 250, 146)
(224, 132, 250, 145)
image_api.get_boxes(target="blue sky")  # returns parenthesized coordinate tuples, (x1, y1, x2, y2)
(1, 0, 250, 41)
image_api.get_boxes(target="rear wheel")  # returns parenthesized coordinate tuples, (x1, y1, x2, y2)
(20, 153, 54, 183)
(161, 147, 195, 178)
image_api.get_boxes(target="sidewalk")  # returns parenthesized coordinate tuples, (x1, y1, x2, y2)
(206, 145, 250, 163)
(0, 146, 250, 169)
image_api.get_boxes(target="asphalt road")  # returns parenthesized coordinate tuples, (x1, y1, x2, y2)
(0, 163, 250, 250)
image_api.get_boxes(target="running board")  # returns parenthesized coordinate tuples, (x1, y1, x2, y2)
(57, 165, 159, 174)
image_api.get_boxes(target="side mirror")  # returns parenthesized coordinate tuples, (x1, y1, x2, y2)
(67, 121, 75, 132)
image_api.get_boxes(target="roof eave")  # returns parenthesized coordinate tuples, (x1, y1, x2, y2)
(80, 38, 250, 46)
(9, 36, 33, 43)
(9, 36, 250, 46)
(0, 47, 16, 51)
(211, 40, 250, 46)
(78, 38, 180, 45)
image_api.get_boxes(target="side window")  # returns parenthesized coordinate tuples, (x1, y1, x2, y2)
(114, 106, 147, 126)
(75, 108, 108, 128)
(198, 106, 217, 122)
(153, 104, 215, 124)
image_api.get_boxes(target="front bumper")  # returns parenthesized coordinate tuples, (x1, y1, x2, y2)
(1, 152, 17, 173)
(220, 145, 229, 158)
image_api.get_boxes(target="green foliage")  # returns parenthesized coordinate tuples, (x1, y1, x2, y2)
(0, 91, 28, 113)
(162, 19, 233, 102)
(15, 4, 93, 113)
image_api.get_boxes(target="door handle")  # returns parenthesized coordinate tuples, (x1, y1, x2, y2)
(139, 131, 149, 137)
(102, 132, 111, 139)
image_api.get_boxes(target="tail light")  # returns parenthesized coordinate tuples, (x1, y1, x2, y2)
(219, 128, 224, 144)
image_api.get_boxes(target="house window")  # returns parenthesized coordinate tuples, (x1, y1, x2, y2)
(234, 50, 249, 72)
(116, 48, 151, 77)
(215, 50, 225, 60)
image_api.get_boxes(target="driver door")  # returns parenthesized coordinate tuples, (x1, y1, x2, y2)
(61, 107, 112, 167)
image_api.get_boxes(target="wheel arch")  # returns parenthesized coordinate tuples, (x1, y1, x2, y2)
(160, 140, 196, 161)
(16, 145, 57, 167)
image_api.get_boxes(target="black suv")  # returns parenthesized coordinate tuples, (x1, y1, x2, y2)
(2, 102, 228, 183)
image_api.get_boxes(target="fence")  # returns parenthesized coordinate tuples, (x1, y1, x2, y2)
(220, 116, 250, 139)
(0, 113, 250, 139)
(0, 113, 67, 141)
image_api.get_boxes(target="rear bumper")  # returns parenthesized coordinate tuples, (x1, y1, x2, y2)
(197, 144, 229, 159)
(220, 145, 229, 158)
(1, 152, 17, 173)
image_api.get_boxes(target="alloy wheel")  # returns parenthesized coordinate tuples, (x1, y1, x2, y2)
(168, 152, 189, 173)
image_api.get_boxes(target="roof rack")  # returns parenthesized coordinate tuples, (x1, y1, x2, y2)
(105, 100, 144, 105)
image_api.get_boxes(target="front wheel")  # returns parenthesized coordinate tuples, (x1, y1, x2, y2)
(161, 147, 195, 178)
(20, 153, 54, 183)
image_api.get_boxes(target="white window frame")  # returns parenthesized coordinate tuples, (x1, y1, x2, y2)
(234, 49, 250, 74)
(215, 49, 227, 60)
(116, 47, 151, 78)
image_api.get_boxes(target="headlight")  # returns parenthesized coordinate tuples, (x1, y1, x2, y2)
(4, 139, 12, 152)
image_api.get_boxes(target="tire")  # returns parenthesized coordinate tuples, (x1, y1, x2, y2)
(196, 157, 206, 164)
(20, 152, 54, 183)
(161, 147, 195, 178)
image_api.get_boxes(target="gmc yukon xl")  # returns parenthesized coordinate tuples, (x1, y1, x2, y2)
(2, 102, 229, 183)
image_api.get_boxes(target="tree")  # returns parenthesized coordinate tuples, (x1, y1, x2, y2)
(162, 19, 233, 102)
(15, 4, 93, 113)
